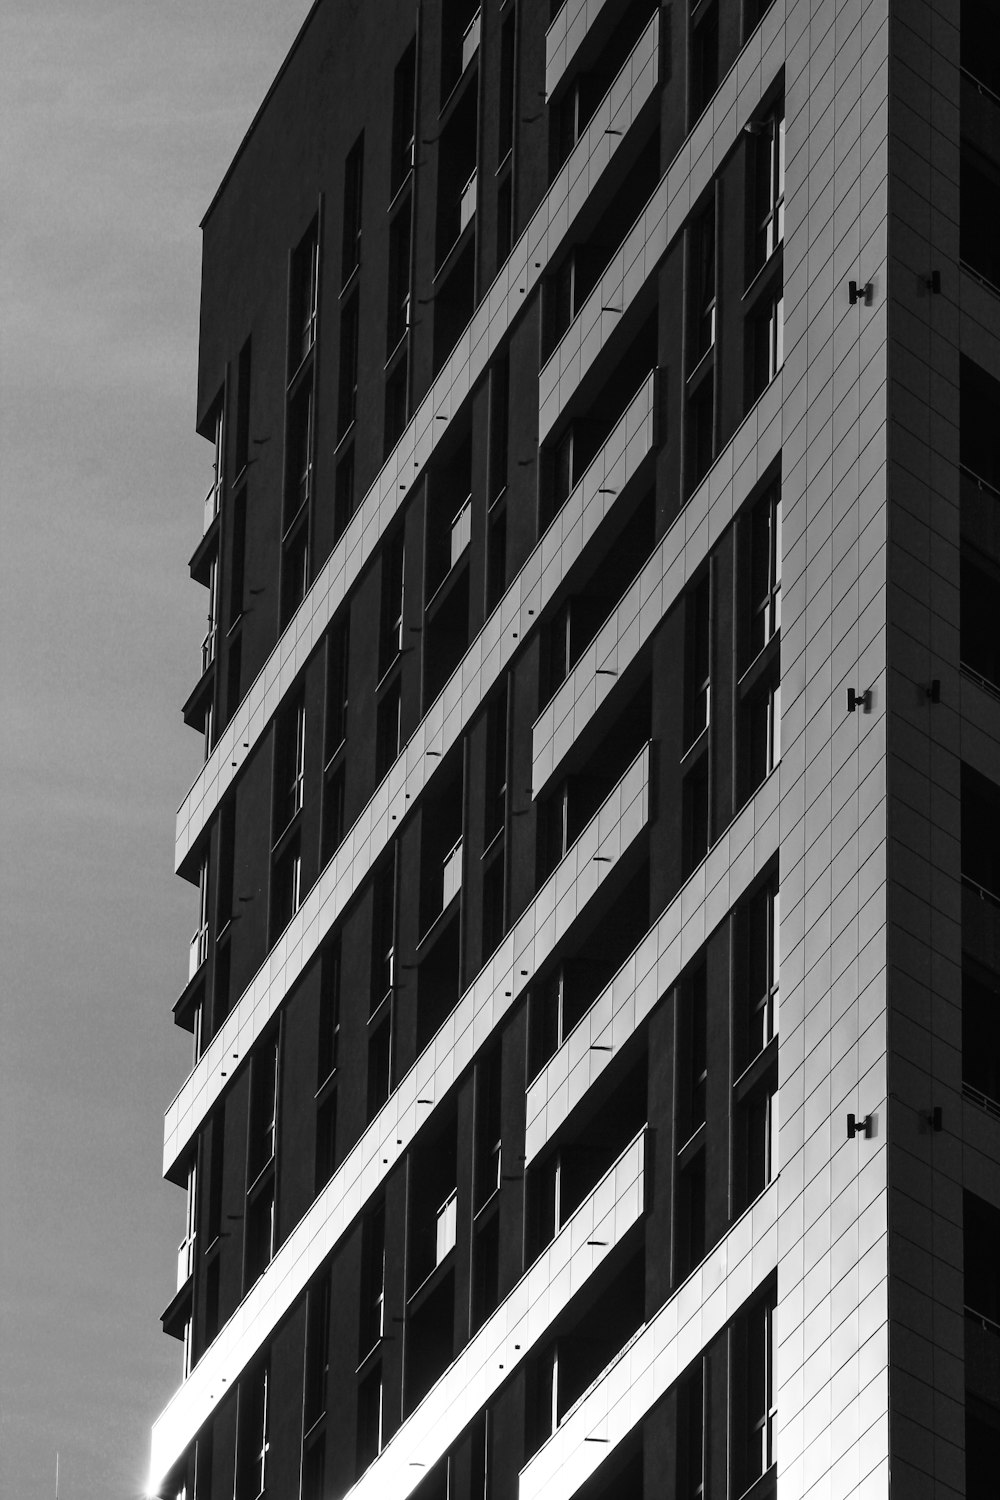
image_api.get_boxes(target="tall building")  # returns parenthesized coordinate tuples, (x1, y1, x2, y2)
(150, 1, 1000, 1496)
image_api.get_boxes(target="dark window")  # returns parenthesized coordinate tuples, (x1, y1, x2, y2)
(226, 633, 243, 722)
(371, 853, 397, 1015)
(683, 754, 710, 875)
(498, 14, 516, 162)
(234, 337, 252, 477)
(274, 693, 306, 836)
(483, 848, 506, 960)
(962, 551, 1000, 691)
(744, 0, 777, 38)
(677, 1359, 706, 1500)
(359, 1204, 386, 1357)
(745, 879, 780, 1061)
(687, 378, 715, 494)
(489, 352, 510, 503)
(304, 1273, 331, 1430)
(248, 1034, 279, 1183)
(325, 623, 349, 759)
(963, 0, 1000, 96)
(334, 443, 356, 543)
(285, 379, 314, 531)
(744, 674, 781, 794)
(357, 1367, 384, 1474)
(484, 682, 509, 844)
(235, 1364, 270, 1500)
(963, 965, 1000, 1109)
(291, 219, 320, 370)
(962, 142, 1000, 290)
(496, 174, 513, 263)
(680, 964, 708, 1139)
(376, 680, 402, 779)
(685, 572, 711, 749)
(676, 1149, 706, 1278)
(318, 940, 342, 1087)
(281, 524, 309, 629)
(385, 356, 410, 456)
(228, 489, 246, 627)
(379, 530, 405, 677)
(965, 1191, 1000, 1326)
(475, 1046, 502, 1209)
(321, 763, 346, 864)
(486, 506, 507, 614)
(367, 1017, 392, 1122)
(338, 295, 360, 438)
(961, 356, 1000, 490)
(689, 1, 719, 125)
(690, 201, 716, 367)
(342, 134, 364, 287)
(245, 1179, 276, 1287)
(962, 764, 1000, 901)
(387, 209, 412, 354)
(391, 40, 417, 195)
(967, 1394, 1000, 1500)
(315, 1092, 337, 1192)
(473, 1215, 501, 1329)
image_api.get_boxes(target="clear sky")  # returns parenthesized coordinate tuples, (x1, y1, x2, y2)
(0, 4, 309, 1495)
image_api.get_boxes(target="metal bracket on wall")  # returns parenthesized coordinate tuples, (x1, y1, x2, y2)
(847, 687, 872, 713)
(849, 280, 874, 306)
(847, 1112, 873, 1139)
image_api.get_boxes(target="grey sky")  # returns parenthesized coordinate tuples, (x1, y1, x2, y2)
(1, 4, 308, 1495)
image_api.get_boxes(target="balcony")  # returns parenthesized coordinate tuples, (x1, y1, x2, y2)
(441, 837, 463, 909)
(450, 495, 472, 568)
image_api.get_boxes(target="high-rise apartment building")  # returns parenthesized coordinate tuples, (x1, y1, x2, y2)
(150, 1, 1000, 1496)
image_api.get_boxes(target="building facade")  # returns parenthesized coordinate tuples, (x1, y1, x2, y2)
(150, 0, 1000, 1496)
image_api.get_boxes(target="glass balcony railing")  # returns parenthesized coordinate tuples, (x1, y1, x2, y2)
(435, 1189, 458, 1264)
(460, 170, 477, 234)
(450, 495, 472, 568)
(442, 837, 463, 908)
(462, 9, 481, 72)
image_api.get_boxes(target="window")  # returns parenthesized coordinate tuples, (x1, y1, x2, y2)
(235, 1364, 270, 1500)
(245, 1036, 278, 1283)
(360, 1204, 387, 1357)
(271, 837, 302, 933)
(496, 174, 513, 263)
(204, 401, 224, 531)
(248, 1034, 279, 1182)
(962, 764, 1000, 902)
(379, 530, 405, 677)
(682, 753, 710, 875)
(746, 879, 780, 1060)
(280, 524, 309, 629)
(190, 853, 210, 981)
(324, 623, 349, 759)
(498, 14, 516, 163)
(317, 940, 342, 1086)
(338, 294, 360, 438)
(962, 551, 1000, 691)
(475, 1046, 502, 1209)
(286, 379, 315, 529)
(685, 572, 711, 748)
(677, 1359, 706, 1500)
(391, 40, 417, 196)
(747, 287, 784, 405)
(387, 209, 412, 354)
(384, 357, 410, 456)
(234, 338, 252, 478)
(963, 965, 1000, 1111)
(961, 356, 1000, 490)
(680, 964, 708, 1140)
(371, 853, 397, 1014)
(228, 490, 246, 628)
(488, 352, 510, 504)
(486, 506, 507, 614)
(291, 219, 320, 370)
(741, 1294, 777, 1487)
(963, 0, 1000, 97)
(321, 763, 346, 863)
(342, 135, 364, 287)
(178, 1159, 197, 1288)
(274, 693, 306, 836)
(367, 1016, 392, 1122)
(484, 682, 508, 844)
(315, 1091, 338, 1193)
(357, 1367, 384, 1474)
(961, 142, 1000, 290)
(689, 1, 719, 124)
(965, 1191, 1000, 1327)
(334, 444, 355, 543)
(304, 1272, 331, 1431)
(747, 484, 781, 659)
(687, 379, 715, 494)
(376, 680, 402, 779)
(202, 556, 219, 672)
(690, 201, 716, 366)
(473, 1215, 500, 1329)
(750, 106, 785, 275)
